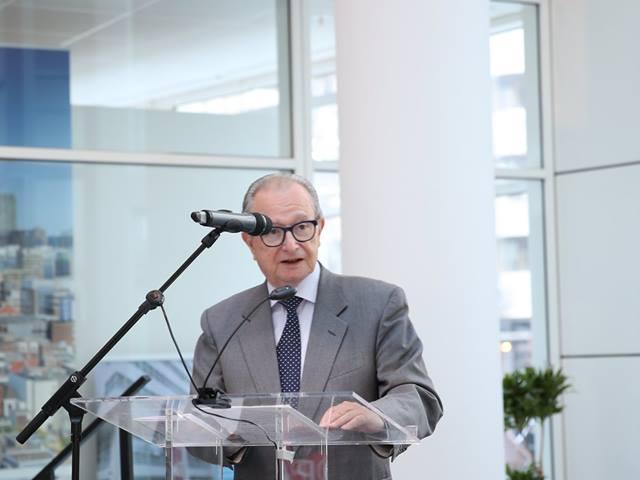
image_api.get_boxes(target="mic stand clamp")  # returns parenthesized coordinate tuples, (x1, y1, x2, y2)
(140, 289, 165, 313)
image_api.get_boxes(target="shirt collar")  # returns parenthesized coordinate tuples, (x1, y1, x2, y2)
(268, 262, 320, 307)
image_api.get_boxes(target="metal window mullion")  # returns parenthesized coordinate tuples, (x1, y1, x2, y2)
(535, 0, 566, 478)
(495, 167, 548, 179)
(312, 160, 339, 172)
(0, 146, 297, 170)
(499, 0, 544, 5)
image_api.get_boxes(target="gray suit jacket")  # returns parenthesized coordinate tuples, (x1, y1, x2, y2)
(190, 267, 443, 479)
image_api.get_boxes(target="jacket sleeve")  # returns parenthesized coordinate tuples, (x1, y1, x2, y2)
(369, 286, 443, 459)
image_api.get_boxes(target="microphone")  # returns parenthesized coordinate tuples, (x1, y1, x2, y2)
(191, 209, 272, 236)
(268, 285, 297, 301)
(194, 285, 297, 407)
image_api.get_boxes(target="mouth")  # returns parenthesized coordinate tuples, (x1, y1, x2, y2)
(281, 258, 304, 265)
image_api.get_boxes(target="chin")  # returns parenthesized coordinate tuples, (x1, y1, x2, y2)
(280, 276, 304, 287)
(277, 271, 306, 287)
(273, 261, 313, 286)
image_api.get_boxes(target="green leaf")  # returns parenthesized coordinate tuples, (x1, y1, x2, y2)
(503, 367, 571, 432)
(506, 464, 545, 480)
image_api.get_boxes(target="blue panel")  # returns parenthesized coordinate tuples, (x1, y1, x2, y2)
(0, 47, 71, 148)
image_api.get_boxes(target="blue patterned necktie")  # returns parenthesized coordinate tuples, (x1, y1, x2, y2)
(277, 296, 304, 394)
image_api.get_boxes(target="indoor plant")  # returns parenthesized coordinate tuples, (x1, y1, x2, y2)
(503, 367, 571, 480)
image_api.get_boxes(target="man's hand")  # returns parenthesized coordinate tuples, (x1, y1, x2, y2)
(319, 401, 385, 434)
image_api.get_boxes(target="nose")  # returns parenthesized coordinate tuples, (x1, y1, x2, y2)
(281, 230, 299, 250)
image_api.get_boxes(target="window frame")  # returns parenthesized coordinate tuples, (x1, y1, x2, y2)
(491, 1, 564, 479)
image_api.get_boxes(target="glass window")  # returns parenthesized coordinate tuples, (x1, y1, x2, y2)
(310, 2, 341, 272)
(495, 180, 548, 372)
(310, 0, 339, 162)
(0, 159, 273, 478)
(490, 2, 542, 169)
(0, 1, 291, 158)
(495, 178, 551, 476)
(491, 4, 550, 472)
(314, 171, 341, 272)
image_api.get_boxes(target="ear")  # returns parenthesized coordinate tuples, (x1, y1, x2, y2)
(242, 232, 257, 260)
(316, 217, 326, 244)
(242, 232, 252, 248)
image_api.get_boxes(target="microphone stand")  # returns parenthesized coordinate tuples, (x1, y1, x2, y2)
(16, 228, 223, 480)
(33, 375, 151, 480)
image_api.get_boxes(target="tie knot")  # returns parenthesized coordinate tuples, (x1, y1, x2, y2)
(279, 296, 303, 313)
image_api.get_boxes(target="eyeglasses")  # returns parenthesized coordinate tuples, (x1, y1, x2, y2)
(260, 220, 319, 247)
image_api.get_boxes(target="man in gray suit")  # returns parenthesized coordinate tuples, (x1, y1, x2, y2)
(191, 173, 442, 479)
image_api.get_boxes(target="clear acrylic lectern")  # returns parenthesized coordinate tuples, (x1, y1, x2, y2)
(72, 391, 419, 480)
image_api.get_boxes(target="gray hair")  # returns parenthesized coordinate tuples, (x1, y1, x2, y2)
(242, 172, 323, 218)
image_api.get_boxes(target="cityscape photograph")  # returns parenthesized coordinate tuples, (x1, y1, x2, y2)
(0, 161, 74, 477)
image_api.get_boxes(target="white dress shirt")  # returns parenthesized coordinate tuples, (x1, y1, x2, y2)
(267, 263, 320, 375)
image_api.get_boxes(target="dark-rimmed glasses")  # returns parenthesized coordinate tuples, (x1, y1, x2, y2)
(260, 220, 319, 247)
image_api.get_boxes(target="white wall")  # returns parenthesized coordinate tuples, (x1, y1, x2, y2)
(561, 357, 640, 479)
(552, 0, 640, 478)
(552, 0, 640, 173)
(556, 167, 640, 356)
(555, 165, 640, 480)
(335, 1, 504, 478)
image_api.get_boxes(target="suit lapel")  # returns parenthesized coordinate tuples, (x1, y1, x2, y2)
(301, 268, 348, 394)
(237, 284, 282, 394)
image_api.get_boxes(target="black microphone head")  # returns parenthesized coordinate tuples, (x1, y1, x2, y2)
(190, 211, 205, 223)
(248, 213, 273, 236)
(269, 285, 297, 301)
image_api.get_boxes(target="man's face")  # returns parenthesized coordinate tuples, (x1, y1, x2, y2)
(243, 182, 324, 288)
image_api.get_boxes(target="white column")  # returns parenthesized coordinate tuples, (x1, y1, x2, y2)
(335, 1, 504, 478)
